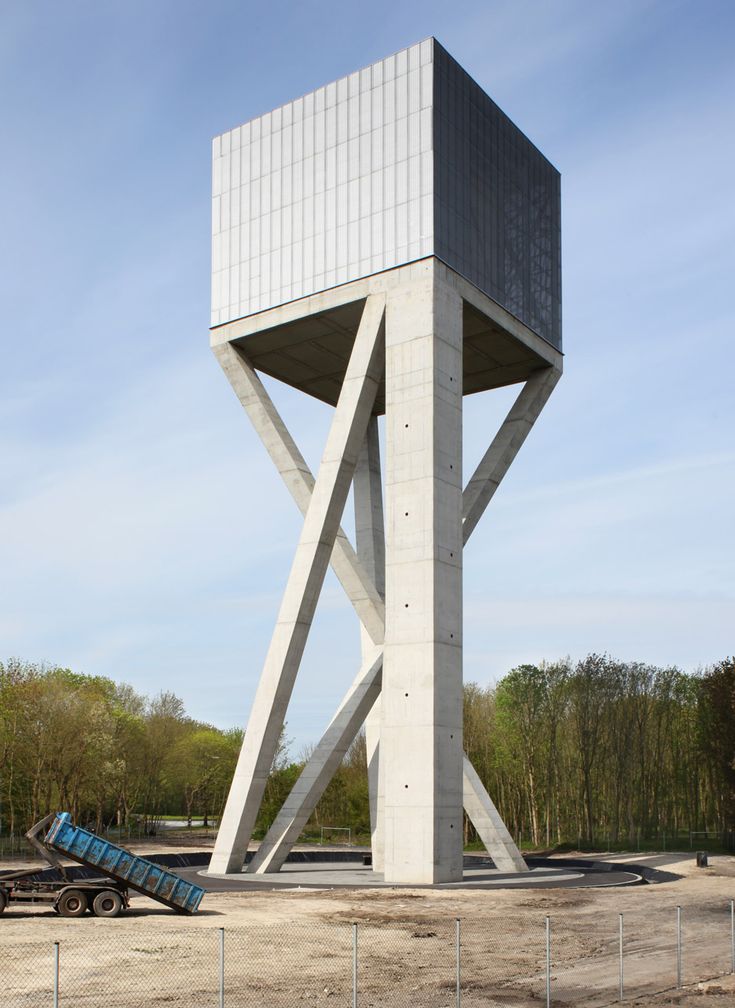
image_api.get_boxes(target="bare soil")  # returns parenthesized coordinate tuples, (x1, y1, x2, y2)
(2, 851, 734, 1007)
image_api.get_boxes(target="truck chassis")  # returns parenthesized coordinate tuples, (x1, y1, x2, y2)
(0, 875, 130, 917)
(0, 812, 203, 918)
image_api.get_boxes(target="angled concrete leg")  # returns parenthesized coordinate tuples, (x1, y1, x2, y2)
(462, 757, 527, 872)
(209, 295, 385, 874)
(365, 708, 383, 867)
(353, 418, 385, 871)
(250, 420, 387, 877)
(463, 367, 560, 543)
(456, 366, 560, 873)
(213, 342, 385, 646)
(461, 768, 527, 871)
(247, 648, 383, 874)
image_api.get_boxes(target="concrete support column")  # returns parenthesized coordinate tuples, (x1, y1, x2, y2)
(353, 418, 385, 871)
(381, 265, 464, 884)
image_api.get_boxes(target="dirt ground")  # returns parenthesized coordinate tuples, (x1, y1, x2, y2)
(2, 850, 734, 1007)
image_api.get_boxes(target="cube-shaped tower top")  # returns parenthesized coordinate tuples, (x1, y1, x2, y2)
(211, 38, 561, 351)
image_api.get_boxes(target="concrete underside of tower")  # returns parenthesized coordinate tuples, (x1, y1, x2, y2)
(211, 258, 556, 410)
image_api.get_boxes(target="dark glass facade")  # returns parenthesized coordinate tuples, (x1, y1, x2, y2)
(433, 41, 562, 350)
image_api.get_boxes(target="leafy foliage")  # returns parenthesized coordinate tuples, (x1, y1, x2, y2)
(0, 660, 239, 834)
(2, 654, 733, 848)
(466, 656, 735, 847)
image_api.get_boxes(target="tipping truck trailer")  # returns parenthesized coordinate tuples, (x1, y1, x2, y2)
(0, 813, 205, 918)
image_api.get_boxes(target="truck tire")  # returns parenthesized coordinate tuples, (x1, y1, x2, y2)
(92, 890, 123, 918)
(0, 888, 7, 914)
(57, 889, 88, 917)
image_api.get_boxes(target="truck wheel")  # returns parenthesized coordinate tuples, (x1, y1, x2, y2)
(0, 889, 7, 914)
(57, 889, 88, 917)
(92, 890, 123, 918)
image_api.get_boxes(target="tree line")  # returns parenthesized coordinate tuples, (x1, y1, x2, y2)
(2, 655, 733, 849)
(0, 660, 242, 836)
(464, 655, 735, 848)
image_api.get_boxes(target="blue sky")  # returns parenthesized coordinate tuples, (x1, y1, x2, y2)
(2, 0, 733, 752)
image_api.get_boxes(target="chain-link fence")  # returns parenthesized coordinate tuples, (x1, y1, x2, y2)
(3, 901, 734, 1007)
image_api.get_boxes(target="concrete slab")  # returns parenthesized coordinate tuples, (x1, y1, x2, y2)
(204, 862, 580, 888)
(199, 859, 645, 890)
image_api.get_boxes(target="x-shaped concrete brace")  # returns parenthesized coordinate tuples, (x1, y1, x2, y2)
(210, 294, 559, 875)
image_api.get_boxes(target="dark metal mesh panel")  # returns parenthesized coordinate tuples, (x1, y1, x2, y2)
(433, 41, 562, 350)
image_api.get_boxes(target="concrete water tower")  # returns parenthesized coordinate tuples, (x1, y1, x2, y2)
(208, 38, 562, 884)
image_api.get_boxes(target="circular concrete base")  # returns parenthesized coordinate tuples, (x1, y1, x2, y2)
(203, 862, 586, 889)
(194, 857, 644, 891)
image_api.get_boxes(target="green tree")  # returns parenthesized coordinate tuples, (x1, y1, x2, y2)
(699, 658, 735, 831)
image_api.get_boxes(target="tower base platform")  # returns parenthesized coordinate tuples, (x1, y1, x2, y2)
(197, 852, 664, 891)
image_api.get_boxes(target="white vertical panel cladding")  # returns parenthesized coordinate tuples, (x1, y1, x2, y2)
(211, 39, 435, 327)
(381, 263, 463, 884)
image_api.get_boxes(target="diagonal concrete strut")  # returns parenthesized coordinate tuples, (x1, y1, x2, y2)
(212, 340, 385, 648)
(462, 757, 526, 872)
(463, 367, 561, 543)
(209, 294, 385, 874)
(248, 648, 384, 873)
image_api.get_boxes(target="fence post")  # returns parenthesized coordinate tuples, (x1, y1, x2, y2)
(53, 941, 60, 1008)
(730, 900, 734, 974)
(618, 913, 624, 1001)
(352, 922, 358, 1008)
(545, 916, 551, 1008)
(676, 906, 682, 988)
(219, 926, 225, 1008)
(455, 918, 461, 1008)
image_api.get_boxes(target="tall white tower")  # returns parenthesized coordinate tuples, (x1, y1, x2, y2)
(208, 38, 562, 883)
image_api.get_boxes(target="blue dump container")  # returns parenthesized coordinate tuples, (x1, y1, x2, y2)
(45, 813, 205, 914)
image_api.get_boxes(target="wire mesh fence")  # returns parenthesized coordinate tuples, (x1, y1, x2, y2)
(356, 916, 457, 1008)
(548, 910, 620, 1007)
(459, 910, 548, 1005)
(2, 901, 733, 1007)
(679, 900, 734, 988)
(224, 921, 352, 1008)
